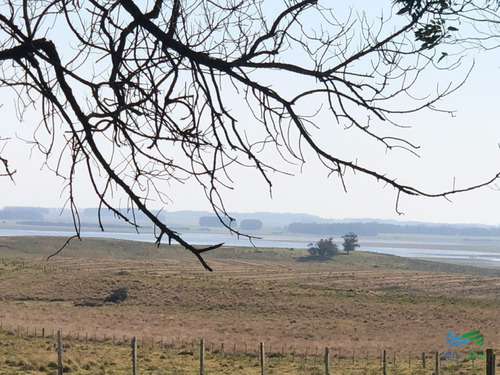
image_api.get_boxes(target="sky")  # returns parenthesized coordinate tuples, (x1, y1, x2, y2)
(1, 1, 500, 225)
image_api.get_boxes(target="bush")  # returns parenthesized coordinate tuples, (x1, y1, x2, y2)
(104, 288, 128, 303)
(307, 238, 339, 258)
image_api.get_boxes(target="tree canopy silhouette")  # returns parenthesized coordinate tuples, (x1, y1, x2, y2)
(308, 238, 339, 258)
(0, 0, 499, 270)
(342, 233, 360, 255)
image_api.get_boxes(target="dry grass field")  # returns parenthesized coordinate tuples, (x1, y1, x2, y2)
(0, 236, 499, 373)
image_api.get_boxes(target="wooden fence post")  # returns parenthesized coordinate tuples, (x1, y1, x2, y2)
(324, 347, 330, 375)
(382, 349, 387, 375)
(57, 330, 63, 375)
(434, 351, 439, 375)
(200, 339, 205, 375)
(486, 349, 496, 375)
(422, 352, 426, 368)
(131, 337, 137, 375)
(259, 342, 265, 375)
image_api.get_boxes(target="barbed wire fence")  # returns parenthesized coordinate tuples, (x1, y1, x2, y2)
(0, 323, 495, 374)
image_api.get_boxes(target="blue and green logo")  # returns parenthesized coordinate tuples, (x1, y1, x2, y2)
(446, 330, 484, 348)
(442, 330, 486, 361)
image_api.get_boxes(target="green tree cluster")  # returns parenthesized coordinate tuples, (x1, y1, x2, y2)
(308, 233, 360, 258)
(342, 233, 360, 254)
(308, 238, 339, 258)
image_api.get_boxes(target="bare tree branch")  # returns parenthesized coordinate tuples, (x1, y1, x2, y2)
(0, 0, 499, 270)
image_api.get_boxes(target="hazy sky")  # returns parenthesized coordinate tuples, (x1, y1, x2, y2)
(2, 2, 500, 225)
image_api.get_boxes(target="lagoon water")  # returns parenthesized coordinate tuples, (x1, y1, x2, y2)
(363, 246, 500, 262)
(1, 228, 500, 266)
(0, 228, 312, 248)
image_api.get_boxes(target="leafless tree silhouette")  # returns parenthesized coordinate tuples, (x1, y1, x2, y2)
(0, 0, 499, 270)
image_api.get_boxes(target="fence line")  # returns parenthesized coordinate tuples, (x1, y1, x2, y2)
(0, 321, 494, 361)
(0, 322, 496, 374)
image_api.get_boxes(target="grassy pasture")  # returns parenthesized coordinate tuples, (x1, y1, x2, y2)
(0, 330, 490, 374)
(0, 236, 499, 374)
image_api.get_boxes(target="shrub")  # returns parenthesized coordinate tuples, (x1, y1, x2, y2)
(307, 238, 339, 258)
(104, 287, 128, 303)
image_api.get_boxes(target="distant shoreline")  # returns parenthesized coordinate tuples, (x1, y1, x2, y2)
(1, 228, 500, 269)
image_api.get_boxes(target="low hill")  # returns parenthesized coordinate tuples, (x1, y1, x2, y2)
(0, 236, 499, 277)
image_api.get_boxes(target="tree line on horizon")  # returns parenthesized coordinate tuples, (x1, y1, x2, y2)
(3, 206, 500, 238)
(199, 216, 263, 230)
